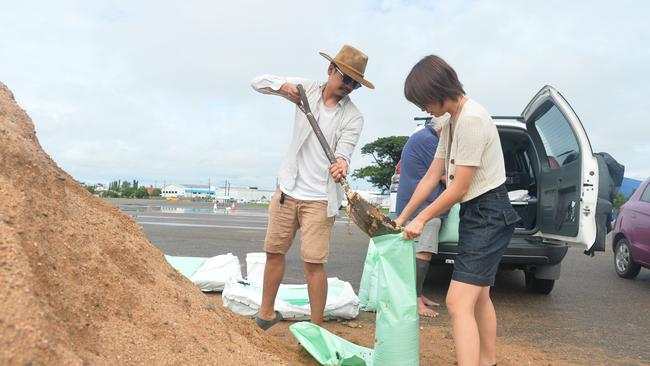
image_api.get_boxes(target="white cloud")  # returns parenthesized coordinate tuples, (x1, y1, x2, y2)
(1, 0, 649, 189)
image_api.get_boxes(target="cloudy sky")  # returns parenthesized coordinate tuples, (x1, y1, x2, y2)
(1, 0, 648, 190)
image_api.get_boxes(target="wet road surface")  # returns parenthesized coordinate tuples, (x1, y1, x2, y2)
(110, 199, 650, 364)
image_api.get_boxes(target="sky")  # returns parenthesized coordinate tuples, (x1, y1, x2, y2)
(1, 0, 648, 191)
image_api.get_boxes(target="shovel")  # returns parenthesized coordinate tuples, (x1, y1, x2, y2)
(294, 84, 401, 237)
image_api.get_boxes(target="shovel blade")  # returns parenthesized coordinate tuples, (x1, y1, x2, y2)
(345, 191, 402, 237)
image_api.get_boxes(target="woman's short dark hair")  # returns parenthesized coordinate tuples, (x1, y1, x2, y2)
(404, 55, 465, 108)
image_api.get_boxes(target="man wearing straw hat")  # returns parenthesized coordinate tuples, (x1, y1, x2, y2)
(251, 45, 374, 329)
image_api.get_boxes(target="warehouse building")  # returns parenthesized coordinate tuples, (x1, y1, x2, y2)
(161, 184, 216, 199)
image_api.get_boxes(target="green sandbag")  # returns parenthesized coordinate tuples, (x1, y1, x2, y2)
(289, 322, 374, 366)
(438, 203, 460, 243)
(164, 255, 207, 278)
(372, 233, 419, 365)
(358, 239, 379, 312)
(292, 234, 419, 366)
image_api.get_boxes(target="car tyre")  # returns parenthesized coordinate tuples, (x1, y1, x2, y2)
(524, 271, 555, 294)
(614, 238, 641, 279)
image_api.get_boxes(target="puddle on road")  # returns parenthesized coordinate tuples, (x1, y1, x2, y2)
(118, 204, 218, 215)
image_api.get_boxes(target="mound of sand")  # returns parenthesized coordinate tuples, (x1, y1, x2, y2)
(0, 82, 303, 365)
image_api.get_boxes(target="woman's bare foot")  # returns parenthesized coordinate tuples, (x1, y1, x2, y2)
(418, 297, 439, 317)
(421, 295, 440, 307)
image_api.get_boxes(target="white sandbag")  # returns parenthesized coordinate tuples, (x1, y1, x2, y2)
(245, 252, 266, 284)
(222, 277, 359, 321)
(190, 253, 243, 292)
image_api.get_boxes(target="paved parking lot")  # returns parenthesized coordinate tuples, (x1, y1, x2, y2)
(110, 199, 650, 364)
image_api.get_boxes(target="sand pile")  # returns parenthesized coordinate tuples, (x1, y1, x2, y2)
(0, 82, 304, 366)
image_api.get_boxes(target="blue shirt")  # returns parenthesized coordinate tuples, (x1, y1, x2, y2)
(396, 124, 447, 219)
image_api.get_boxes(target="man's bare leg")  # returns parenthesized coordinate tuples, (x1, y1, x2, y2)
(476, 286, 497, 366)
(304, 261, 328, 325)
(421, 295, 441, 307)
(258, 252, 285, 320)
(418, 297, 440, 317)
(415, 251, 439, 317)
(446, 280, 483, 366)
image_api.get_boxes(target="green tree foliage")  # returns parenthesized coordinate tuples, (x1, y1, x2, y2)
(613, 192, 628, 213)
(134, 186, 149, 198)
(122, 187, 136, 198)
(121, 180, 132, 191)
(82, 183, 96, 195)
(352, 136, 408, 193)
(109, 180, 120, 192)
(151, 188, 162, 197)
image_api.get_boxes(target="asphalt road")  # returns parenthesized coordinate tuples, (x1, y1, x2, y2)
(109, 199, 650, 364)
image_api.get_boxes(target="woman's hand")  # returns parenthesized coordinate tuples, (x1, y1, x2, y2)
(403, 218, 425, 240)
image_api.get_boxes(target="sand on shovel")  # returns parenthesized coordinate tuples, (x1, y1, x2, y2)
(0, 82, 305, 366)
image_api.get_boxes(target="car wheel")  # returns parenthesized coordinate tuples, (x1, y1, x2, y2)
(614, 238, 641, 279)
(524, 271, 555, 294)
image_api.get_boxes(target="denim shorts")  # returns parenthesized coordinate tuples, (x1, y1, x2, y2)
(452, 184, 521, 287)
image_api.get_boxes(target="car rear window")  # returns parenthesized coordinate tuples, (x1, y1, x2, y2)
(533, 103, 581, 168)
(641, 183, 650, 203)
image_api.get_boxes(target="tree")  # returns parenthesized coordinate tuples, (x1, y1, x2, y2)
(109, 180, 120, 192)
(121, 180, 132, 192)
(122, 187, 135, 198)
(134, 186, 149, 199)
(82, 183, 96, 195)
(613, 192, 628, 213)
(352, 136, 408, 193)
(151, 188, 161, 197)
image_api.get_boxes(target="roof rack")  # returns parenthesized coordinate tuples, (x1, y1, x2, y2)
(492, 115, 524, 122)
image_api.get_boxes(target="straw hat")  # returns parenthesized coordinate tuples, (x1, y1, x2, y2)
(319, 45, 374, 89)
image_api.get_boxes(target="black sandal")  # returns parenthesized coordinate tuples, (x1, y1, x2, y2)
(255, 311, 283, 330)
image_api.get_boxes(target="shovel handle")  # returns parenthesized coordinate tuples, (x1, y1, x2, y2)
(296, 84, 341, 168)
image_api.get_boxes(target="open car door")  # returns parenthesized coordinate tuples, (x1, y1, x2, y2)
(523, 86, 600, 253)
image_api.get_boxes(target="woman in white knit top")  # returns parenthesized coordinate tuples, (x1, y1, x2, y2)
(396, 55, 520, 366)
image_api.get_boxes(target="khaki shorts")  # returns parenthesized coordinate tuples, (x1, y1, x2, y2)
(264, 189, 335, 263)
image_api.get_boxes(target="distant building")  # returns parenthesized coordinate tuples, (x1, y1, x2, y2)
(161, 184, 216, 199)
(620, 177, 644, 198)
(146, 187, 161, 195)
(218, 185, 275, 203)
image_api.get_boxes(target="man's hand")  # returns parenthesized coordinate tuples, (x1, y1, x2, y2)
(280, 83, 300, 104)
(329, 158, 348, 183)
(403, 218, 425, 240)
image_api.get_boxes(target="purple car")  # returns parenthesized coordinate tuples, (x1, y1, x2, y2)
(613, 177, 650, 278)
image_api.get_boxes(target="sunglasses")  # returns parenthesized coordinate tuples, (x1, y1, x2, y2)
(334, 66, 362, 90)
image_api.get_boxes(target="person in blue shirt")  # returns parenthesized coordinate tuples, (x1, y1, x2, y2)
(396, 120, 448, 317)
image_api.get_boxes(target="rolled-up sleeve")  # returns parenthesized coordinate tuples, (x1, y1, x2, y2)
(334, 115, 363, 164)
(251, 75, 313, 96)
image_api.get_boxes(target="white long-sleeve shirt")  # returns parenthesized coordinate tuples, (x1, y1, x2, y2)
(251, 74, 364, 217)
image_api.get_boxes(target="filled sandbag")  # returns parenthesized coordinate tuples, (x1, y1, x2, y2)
(222, 278, 359, 321)
(165, 253, 243, 292)
(438, 203, 460, 243)
(358, 239, 379, 312)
